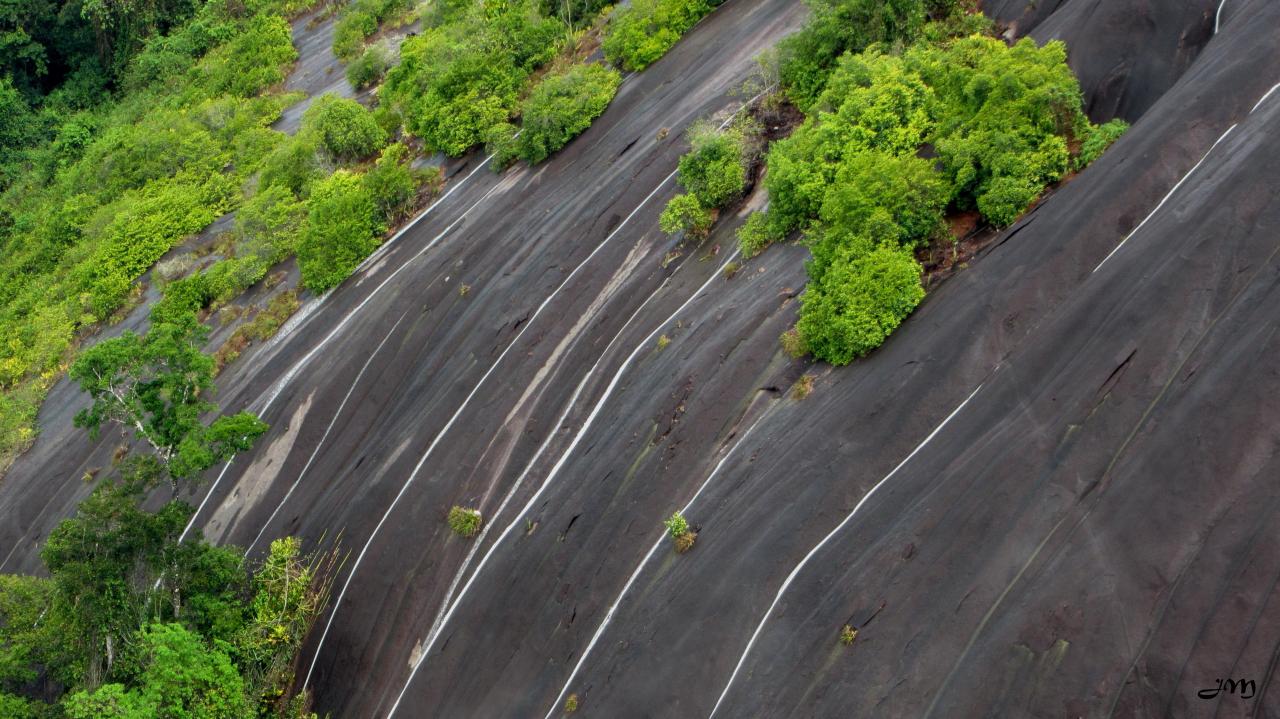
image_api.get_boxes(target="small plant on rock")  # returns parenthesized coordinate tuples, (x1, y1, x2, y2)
(840, 624, 857, 646)
(664, 511, 696, 553)
(448, 506, 483, 538)
(780, 327, 807, 359)
(565, 693, 580, 713)
(659, 193, 714, 239)
(791, 374, 814, 400)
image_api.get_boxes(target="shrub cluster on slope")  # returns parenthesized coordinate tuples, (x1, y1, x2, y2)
(490, 62, 623, 166)
(660, 117, 761, 238)
(745, 6, 1128, 365)
(381, 0, 563, 156)
(602, 0, 720, 71)
(0, 0, 309, 468)
(1, 0, 730, 469)
(332, 0, 414, 61)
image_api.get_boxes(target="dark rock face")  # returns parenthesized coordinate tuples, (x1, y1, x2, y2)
(3, 0, 1280, 716)
(1024, 0, 1222, 123)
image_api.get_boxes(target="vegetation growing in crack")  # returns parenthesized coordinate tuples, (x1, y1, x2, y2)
(742, 0, 1128, 365)
(660, 117, 762, 239)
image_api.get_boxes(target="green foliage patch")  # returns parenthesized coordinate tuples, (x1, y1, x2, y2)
(602, 0, 715, 71)
(332, 0, 414, 61)
(301, 94, 388, 161)
(749, 7, 1124, 365)
(447, 506, 483, 538)
(507, 63, 621, 165)
(382, 0, 562, 156)
(297, 170, 385, 292)
(0, 0, 305, 468)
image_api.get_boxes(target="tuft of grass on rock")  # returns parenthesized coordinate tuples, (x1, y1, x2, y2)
(448, 506, 483, 538)
(840, 624, 857, 646)
(791, 374, 814, 400)
(780, 327, 807, 359)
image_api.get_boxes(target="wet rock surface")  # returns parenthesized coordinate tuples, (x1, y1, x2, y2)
(3, 0, 1280, 716)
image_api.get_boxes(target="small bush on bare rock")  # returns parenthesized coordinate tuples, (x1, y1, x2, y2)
(448, 506, 483, 538)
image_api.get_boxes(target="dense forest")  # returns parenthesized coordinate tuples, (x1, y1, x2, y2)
(0, 0, 1129, 715)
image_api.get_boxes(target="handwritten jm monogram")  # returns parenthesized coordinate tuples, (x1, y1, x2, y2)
(1198, 678, 1256, 700)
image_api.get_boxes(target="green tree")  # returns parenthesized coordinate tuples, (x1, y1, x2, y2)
(0, 574, 68, 692)
(41, 460, 190, 684)
(515, 63, 620, 164)
(300, 94, 388, 161)
(602, 0, 713, 72)
(297, 170, 384, 292)
(68, 313, 269, 482)
(658, 193, 713, 238)
(675, 119, 757, 209)
(797, 243, 924, 364)
(65, 623, 249, 719)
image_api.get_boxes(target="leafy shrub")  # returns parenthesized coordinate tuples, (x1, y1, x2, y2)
(237, 184, 307, 262)
(334, 11, 377, 60)
(755, 23, 1099, 364)
(763, 49, 936, 237)
(485, 122, 521, 169)
(659, 193, 713, 238)
(602, 0, 713, 72)
(737, 211, 786, 258)
(905, 35, 1086, 226)
(347, 42, 391, 89)
(809, 151, 947, 279)
(371, 103, 403, 139)
(382, 1, 561, 156)
(664, 512, 689, 539)
(676, 119, 758, 208)
(301, 94, 388, 161)
(565, 693, 580, 713)
(259, 134, 326, 196)
(362, 143, 422, 221)
(515, 63, 621, 164)
(297, 171, 385, 292)
(197, 14, 298, 98)
(796, 244, 924, 365)
(332, 0, 413, 60)
(447, 506, 483, 538)
(777, 0, 954, 109)
(1076, 118, 1128, 169)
